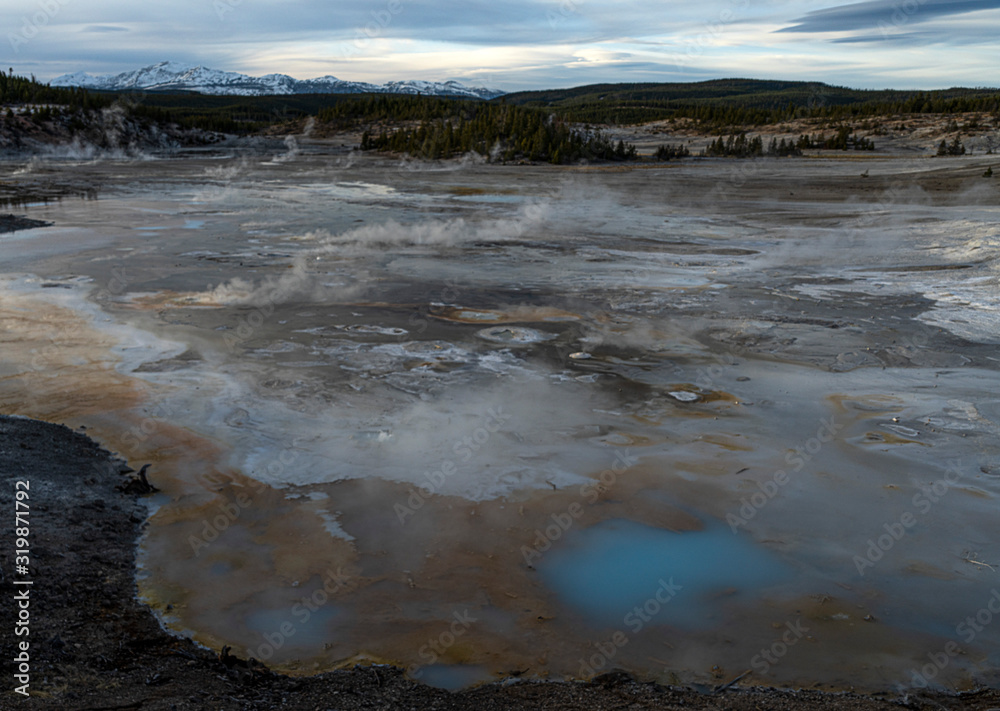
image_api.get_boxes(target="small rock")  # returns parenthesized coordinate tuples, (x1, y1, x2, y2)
(669, 391, 700, 402)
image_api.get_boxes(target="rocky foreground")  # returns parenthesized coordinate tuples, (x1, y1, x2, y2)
(1, 414, 998, 710)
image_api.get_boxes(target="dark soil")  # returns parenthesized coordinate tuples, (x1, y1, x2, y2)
(1, 415, 998, 710)
(0, 214, 52, 233)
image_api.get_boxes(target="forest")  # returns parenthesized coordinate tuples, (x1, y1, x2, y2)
(358, 102, 636, 163)
(1, 68, 108, 110)
(5, 70, 997, 161)
(501, 79, 1000, 128)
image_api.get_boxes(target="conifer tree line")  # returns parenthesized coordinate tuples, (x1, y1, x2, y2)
(703, 134, 807, 157)
(0, 68, 211, 129)
(795, 125, 874, 150)
(359, 103, 638, 163)
(937, 136, 966, 155)
(520, 91, 1000, 128)
(703, 133, 766, 157)
(0, 68, 108, 110)
(316, 95, 466, 128)
(702, 127, 874, 157)
(654, 144, 690, 160)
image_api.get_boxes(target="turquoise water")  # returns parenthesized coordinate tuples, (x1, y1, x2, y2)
(539, 518, 794, 629)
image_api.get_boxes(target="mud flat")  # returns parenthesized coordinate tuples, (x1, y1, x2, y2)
(3, 415, 996, 710)
(1, 143, 999, 706)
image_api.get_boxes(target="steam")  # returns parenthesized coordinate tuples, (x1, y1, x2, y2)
(203, 156, 250, 181)
(270, 135, 300, 164)
(11, 104, 164, 164)
(12, 156, 44, 175)
(237, 370, 614, 500)
(201, 202, 551, 307)
(268, 118, 314, 164)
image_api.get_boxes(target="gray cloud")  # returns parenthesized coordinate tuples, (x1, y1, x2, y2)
(778, 0, 1000, 33)
(4, 0, 999, 91)
(3, 0, 706, 49)
(454, 60, 726, 90)
(831, 30, 931, 42)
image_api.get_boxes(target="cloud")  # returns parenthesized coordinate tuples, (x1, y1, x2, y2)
(778, 0, 1000, 33)
(831, 30, 930, 42)
(6, 0, 1000, 91)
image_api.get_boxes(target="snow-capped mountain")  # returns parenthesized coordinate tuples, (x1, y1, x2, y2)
(52, 61, 504, 99)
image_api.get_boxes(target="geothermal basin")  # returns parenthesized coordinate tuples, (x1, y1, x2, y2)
(1, 144, 999, 692)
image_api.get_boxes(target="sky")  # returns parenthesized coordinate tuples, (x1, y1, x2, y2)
(4, 0, 1000, 91)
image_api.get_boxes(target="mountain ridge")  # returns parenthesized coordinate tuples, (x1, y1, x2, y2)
(51, 61, 504, 99)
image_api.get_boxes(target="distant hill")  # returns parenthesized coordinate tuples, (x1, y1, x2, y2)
(499, 79, 1000, 125)
(52, 61, 504, 100)
(502, 79, 861, 105)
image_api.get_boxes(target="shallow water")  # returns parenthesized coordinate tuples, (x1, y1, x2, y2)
(1, 146, 998, 691)
(539, 518, 795, 628)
